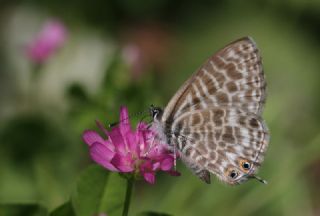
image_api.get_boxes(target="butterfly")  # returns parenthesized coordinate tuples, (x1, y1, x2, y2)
(150, 37, 270, 185)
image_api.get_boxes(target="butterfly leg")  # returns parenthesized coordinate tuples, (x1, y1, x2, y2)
(190, 165, 211, 184)
(195, 169, 211, 184)
(173, 143, 177, 170)
(146, 119, 153, 130)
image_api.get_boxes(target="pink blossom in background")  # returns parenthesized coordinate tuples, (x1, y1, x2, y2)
(82, 106, 179, 184)
(121, 44, 144, 79)
(26, 20, 67, 64)
(120, 24, 173, 80)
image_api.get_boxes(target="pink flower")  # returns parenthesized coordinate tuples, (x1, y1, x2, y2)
(121, 24, 173, 81)
(82, 106, 179, 184)
(121, 44, 144, 79)
(26, 19, 67, 64)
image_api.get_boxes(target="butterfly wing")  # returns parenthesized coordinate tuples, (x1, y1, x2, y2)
(169, 107, 269, 184)
(160, 37, 269, 184)
(162, 37, 266, 122)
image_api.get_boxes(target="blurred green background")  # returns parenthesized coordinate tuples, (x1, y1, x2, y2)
(1, 0, 320, 215)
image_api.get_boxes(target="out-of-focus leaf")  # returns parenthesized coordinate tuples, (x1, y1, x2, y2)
(50, 201, 75, 216)
(137, 211, 172, 216)
(0, 204, 47, 216)
(0, 114, 69, 166)
(72, 165, 126, 216)
(67, 83, 90, 105)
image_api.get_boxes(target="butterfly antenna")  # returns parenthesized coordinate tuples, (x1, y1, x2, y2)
(253, 175, 268, 184)
(109, 122, 118, 127)
(108, 109, 149, 128)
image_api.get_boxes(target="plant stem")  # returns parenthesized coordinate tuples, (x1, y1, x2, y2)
(31, 63, 42, 81)
(122, 178, 134, 216)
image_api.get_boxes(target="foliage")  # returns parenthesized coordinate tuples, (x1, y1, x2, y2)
(72, 165, 126, 216)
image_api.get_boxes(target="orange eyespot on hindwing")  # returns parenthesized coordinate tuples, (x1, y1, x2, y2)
(239, 158, 252, 172)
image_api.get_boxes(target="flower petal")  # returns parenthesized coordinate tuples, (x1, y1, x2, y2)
(120, 106, 130, 125)
(95, 120, 110, 136)
(161, 157, 174, 171)
(126, 131, 139, 156)
(110, 153, 134, 172)
(152, 162, 161, 171)
(90, 142, 118, 171)
(137, 122, 148, 130)
(82, 130, 104, 146)
(136, 122, 151, 153)
(108, 127, 126, 154)
(143, 172, 155, 184)
(140, 160, 152, 171)
(119, 106, 131, 135)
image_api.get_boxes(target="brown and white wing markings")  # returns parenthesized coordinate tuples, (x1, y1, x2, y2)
(169, 107, 269, 184)
(160, 37, 269, 184)
(162, 37, 266, 123)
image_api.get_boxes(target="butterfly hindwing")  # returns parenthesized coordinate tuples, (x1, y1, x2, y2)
(168, 107, 269, 184)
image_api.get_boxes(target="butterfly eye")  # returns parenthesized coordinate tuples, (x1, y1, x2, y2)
(150, 108, 159, 118)
(150, 107, 163, 120)
(229, 170, 238, 179)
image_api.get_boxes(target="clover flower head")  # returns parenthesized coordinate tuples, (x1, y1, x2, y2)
(83, 106, 179, 184)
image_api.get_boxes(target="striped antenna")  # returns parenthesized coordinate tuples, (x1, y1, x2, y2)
(108, 109, 150, 128)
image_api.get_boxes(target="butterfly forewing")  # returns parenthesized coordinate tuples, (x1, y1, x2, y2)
(156, 37, 269, 185)
(162, 37, 266, 122)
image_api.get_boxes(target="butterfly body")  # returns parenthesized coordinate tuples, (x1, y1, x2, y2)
(151, 37, 269, 185)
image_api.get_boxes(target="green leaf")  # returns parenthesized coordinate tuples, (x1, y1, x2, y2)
(0, 203, 47, 216)
(137, 211, 173, 216)
(72, 165, 127, 216)
(50, 201, 75, 216)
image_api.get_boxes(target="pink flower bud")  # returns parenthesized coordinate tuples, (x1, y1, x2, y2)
(25, 19, 67, 64)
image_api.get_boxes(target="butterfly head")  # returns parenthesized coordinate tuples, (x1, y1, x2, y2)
(149, 105, 163, 121)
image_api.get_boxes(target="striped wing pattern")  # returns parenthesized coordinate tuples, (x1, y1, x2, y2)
(161, 37, 269, 184)
(168, 108, 269, 184)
